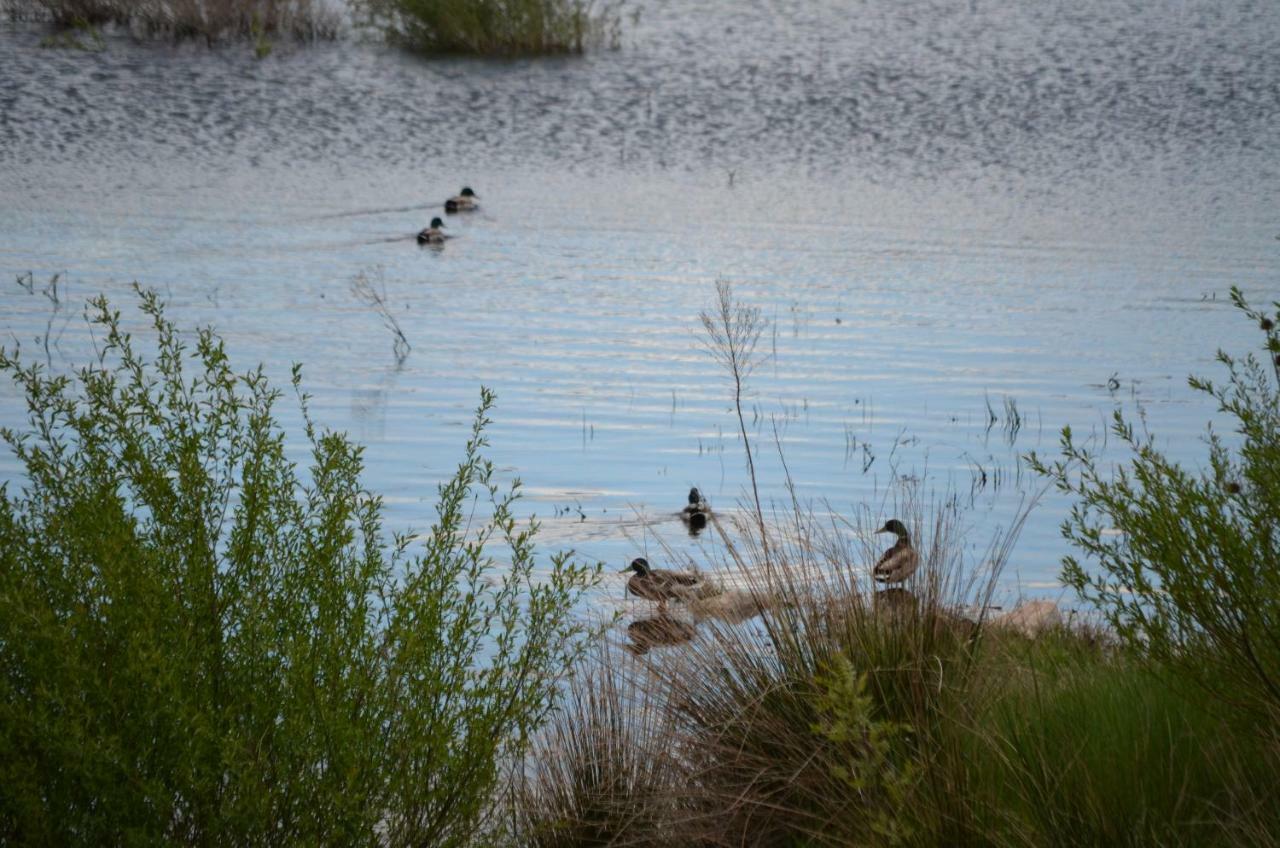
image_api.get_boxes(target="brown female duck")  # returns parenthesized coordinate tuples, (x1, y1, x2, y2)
(873, 519, 920, 584)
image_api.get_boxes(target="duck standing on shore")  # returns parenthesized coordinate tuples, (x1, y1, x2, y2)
(444, 187, 479, 212)
(622, 557, 705, 611)
(681, 486, 710, 533)
(417, 217, 448, 245)
(873, 519, 920, 584)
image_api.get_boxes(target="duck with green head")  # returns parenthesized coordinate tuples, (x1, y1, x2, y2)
(873, 519, 919, 584)
(444, 187, 478, 212)
(621, 557, 705, 611)
(417, 217, 447, 245)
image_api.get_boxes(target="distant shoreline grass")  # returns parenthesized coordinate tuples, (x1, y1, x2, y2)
(3, 0, 342, 43)
(353, 0, 623, 56)
(4, 0, 627, 54)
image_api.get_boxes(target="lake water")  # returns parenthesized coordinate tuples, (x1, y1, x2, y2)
(2, 0, 1278, 605)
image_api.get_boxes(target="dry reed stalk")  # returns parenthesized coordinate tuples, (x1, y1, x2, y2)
(518, 480, 1036, 846)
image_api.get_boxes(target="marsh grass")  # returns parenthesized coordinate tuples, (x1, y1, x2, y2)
(515, 484, 1029, 846)
(514, 279, 1280, 847)
(519, 494, 1278, 846)
(6, 0, 341, 42)
(965, 649, 1264, 847)
(354, 0, 622, 56)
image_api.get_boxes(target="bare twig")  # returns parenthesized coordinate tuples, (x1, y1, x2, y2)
(699, 279, 770, 563)
(351, 268, 411, 365)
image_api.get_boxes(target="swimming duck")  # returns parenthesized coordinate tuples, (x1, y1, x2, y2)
(444, 187, 478, 212)
(621, 557, 705, 610)
(873, 519, 920, 584)
(680, 487, 710, 533)
(417, 217, 447, 244)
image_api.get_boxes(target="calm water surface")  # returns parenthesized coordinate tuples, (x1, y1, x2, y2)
(2, 0, 1278, 603)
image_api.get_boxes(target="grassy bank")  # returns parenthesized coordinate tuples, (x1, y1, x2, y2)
(515, 502, 1279, 846)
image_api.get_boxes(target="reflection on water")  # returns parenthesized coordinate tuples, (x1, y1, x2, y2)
(626, 614, 697, 656)
(1, 0, 1278, 597)
(624, 589, 769, 655)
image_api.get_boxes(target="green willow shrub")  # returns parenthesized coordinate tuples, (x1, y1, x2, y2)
(1030, 287, 1280, 718)
(354, 0, 622, 55)
(0, 287, 601, 845)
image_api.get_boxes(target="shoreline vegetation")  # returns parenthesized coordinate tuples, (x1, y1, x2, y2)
(509, 283, 1278, 846)
(3, 0, 626, 54)
(353, 0, 624, 55)
(1, 279, 1278, 844)
(3, 0, 343, 43)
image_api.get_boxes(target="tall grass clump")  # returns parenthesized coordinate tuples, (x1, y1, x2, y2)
(6, 0, 341, 42)
(1031, 286, 1280, 720)
(353, 0, 622, 55)
(514, 280, 1280, 846)
(517, 490, 1037, 847)
(0, 285, 600, 845)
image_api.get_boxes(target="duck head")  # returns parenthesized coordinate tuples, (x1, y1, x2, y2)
(688, 487, 702, 506)
(460, 187, 477, 198)
(877, 519, 909, 540)
(620, 557, 651, 576)
(429, 217, 445, 229)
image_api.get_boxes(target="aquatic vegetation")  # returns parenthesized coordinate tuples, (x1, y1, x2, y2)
(354, 0, 623, 56)
(35, 14, 104, 49)
(7, 0, 341, 42)
(0, 287, 601, 844)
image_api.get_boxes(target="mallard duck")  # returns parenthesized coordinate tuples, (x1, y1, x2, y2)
(621, 557, 705, 610)
(680, 487, 709, 533)
(444, 187, 478, 212)
(873, 519, 920, 584)
(417, 217, 447, 244)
